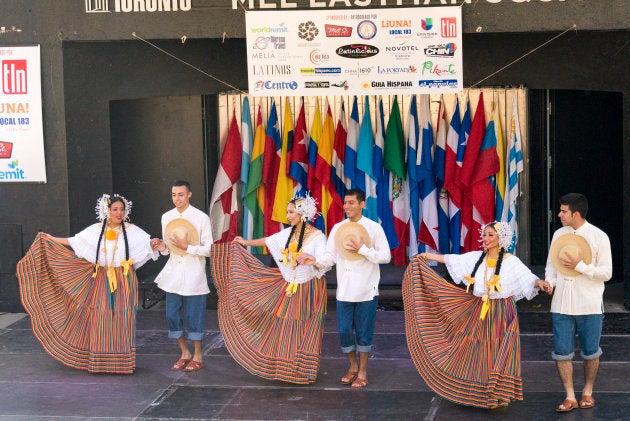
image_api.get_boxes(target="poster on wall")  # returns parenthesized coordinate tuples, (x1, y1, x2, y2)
(246, 7, 462, 97)
(0, 45, 46, 183)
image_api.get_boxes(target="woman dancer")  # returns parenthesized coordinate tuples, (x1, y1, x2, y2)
(17, 194, 159, 374)
(403, 221, 552, 408)
(210, 194, 330, 384)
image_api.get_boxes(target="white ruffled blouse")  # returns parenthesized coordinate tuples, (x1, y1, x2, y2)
(445, 251, 539, 302)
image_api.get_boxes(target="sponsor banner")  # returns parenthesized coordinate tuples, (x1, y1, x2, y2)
(246, 7, 462, 96)
(0, 46, 46, 182)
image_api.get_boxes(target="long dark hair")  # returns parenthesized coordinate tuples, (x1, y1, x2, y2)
(94, 195, 129, 264)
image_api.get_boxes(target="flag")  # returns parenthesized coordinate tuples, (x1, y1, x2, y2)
(307, 99, 325, 231)
(492, 98, 506, 222)
(244, 105, 266, 253)
(344, 96, 364, 192)
(406, 95, 421, 257)
(503, 95, 524, 252)
(433, 95, 450, 253)
(357, 97, 378, 221)
(384, 96, 409, 266)
(315, 101, 335, 233)
(455, 96, 471, 252)
(374, 97, 398, 249)
(330, 99, 348, 229)
(460, 92, 499, 251)
(262, 100, 282, 237)
(417, 94, 439, 253)
(272, 98, 296, 223)
(288, 97, 309, 197)
(240, 97, 254, 244)
(209, 110, 241, 243)
(443, 98, 462, 253)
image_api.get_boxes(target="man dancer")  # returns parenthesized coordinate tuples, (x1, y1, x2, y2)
(313, 188, 391, 388)
(547, 193, 612, 412)
(153, 180, 212, 372)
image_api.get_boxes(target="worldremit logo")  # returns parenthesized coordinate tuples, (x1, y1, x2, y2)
(0, 141, 13, 159)
(2, 60, 27, 94)
(325, 24, 352, 37)
(0, 160, 25, 180)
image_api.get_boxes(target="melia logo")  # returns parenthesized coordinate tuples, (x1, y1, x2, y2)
(0, 160, 25, 180)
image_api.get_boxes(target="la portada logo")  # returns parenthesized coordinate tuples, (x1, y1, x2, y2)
(85, 0, 191, 13)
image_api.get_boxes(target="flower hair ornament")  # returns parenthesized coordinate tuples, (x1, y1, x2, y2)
(480, 221, 514, 251)
(292, 192, 319, 222)
(94, 193, 132, 222)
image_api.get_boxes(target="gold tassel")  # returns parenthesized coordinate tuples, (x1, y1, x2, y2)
(285, 282, 298, 297)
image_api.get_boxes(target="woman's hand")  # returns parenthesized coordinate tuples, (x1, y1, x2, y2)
(297, 253, 316, 266)
(233, 236, 246, 246)
(536, 279, 553, 294)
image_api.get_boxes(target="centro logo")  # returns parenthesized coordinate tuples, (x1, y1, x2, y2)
(85, 0, 192, 13)
(2, 60, 27, 95)
(0, 160, 25, 180)
(254, 80, 299, 91)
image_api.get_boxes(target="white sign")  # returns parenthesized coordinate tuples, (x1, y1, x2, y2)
(246, 7, 462, 96)
(0, 45, 46, 182)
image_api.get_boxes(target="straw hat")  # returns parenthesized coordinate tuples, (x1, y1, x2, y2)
(549, 233, 592, 277)
(334, 222, 372, 261)
(165, 219, 200, 256)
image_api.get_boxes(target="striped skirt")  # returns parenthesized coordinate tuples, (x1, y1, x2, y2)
(210, 243, 327, 384)
(402, 255, 523, 408)
(16, 233, 138, 374)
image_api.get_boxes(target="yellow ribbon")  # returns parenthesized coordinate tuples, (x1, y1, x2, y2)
(465, 275, 475, 293)
(92, 263, 99, 279)
(280, 249, 289, 266)
(487, 274, 502, 295)
(120, 258, 134, 277)
(285, 282, 299, 297)
(480, 294, 490, 320)
(106, 267, 117, 293)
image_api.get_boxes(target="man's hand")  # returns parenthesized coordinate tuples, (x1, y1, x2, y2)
(170, 232, 189, 251)
(559, 249, 582, 270)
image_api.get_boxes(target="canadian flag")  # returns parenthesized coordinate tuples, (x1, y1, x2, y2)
(209, 110, 242, 243)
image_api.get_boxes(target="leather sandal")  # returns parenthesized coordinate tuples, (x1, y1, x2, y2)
(341, 371, 358, 385)
(184, 360, 204, 372)
(579, 395, 595, 409)
(556, 398, 578, 412)
(171, 358, 191, 371)
(351, 377, 369, 389)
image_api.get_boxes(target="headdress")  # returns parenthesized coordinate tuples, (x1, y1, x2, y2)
(94, 193, 132, 222)
(292, 192, 319, 222)
(480, 221, 513, 251)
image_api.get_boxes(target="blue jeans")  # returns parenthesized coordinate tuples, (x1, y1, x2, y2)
(336, 297, 378, 353)
(165, 293, 207, 341)
(551, 312, 603, 360)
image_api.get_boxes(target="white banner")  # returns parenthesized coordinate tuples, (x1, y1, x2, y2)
(0, 45, 46, 182)
(246, 7, 462, 97)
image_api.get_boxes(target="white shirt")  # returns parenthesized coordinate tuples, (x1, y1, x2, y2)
(69, 223, 158, 268)
(154, 205, 213, 296)
(545, 221, 612, 315)
(265, 226, 331, 283)
(318, 217, 391, 302)
(445, 251, 540, 301)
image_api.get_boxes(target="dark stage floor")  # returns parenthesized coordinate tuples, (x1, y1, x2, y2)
(1, 294, 629, 420)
